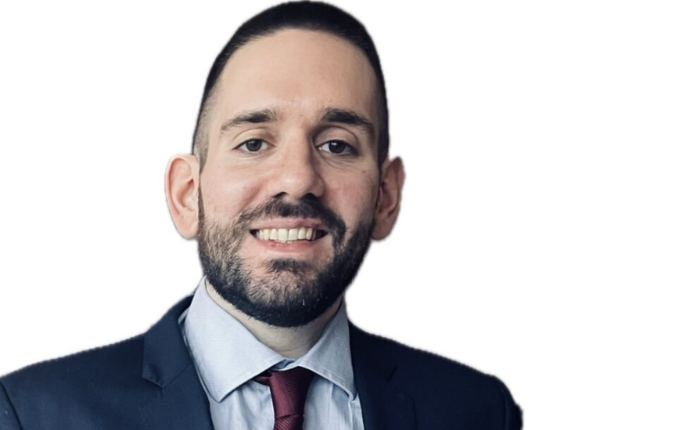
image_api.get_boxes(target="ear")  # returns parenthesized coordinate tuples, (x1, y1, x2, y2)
(165, 154, 200, 239)
(372, 156, 405, 240)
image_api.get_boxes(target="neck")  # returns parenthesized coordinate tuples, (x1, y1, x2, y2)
(205, 281, 342, 359)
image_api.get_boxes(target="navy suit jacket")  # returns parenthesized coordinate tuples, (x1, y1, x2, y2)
(0, 296, 522, 430)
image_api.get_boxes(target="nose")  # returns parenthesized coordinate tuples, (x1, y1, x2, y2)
(267, 134, 325, 200)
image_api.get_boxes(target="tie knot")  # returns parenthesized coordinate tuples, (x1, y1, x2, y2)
(255, 367, 316, 421)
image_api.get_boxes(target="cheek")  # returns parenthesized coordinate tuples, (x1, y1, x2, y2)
(200, 167, 260, 216)
(325, 169, 379, 224)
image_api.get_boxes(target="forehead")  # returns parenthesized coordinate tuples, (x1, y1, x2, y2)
(211, 28, 378, 128)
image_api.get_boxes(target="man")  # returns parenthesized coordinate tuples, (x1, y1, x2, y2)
(1, 2, 521, 429)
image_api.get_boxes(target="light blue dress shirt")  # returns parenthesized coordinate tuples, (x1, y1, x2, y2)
(179, 279, 365, 430)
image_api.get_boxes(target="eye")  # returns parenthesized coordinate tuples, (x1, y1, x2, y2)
(236, 139, 269, 153)
(318, 140, 355, 155)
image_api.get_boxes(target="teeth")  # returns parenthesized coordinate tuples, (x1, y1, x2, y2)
(254, 227, 320, 243)
(278, 229, 288, 242)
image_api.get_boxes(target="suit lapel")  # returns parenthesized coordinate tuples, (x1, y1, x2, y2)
(141, 364, 214, 430)
(140, 296, 215, 430)
(350, 324, 416, 430)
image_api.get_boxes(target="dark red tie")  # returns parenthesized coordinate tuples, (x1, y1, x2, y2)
(254, 367, 316, 430)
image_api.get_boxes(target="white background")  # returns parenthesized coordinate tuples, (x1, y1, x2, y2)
(1, 1, 698, 428)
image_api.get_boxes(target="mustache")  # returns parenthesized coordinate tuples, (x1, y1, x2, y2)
(238, 195, 346, 243)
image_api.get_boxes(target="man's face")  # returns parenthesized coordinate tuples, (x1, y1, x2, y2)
(197, 29, 382, 327)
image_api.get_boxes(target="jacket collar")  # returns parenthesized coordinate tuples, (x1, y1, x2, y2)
(350, 323, 417, 430)
(142, 296, 194, 388)
(141, 296, 215, 430)
(141, 295, 416, 430)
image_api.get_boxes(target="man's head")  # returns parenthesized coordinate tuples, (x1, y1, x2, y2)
(165, 2, 404, 328)
(192, 1, 390, 170)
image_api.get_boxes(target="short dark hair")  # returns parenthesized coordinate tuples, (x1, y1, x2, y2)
(191, 1, 389, 170)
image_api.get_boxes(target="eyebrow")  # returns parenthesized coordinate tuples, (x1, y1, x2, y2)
(219, 106, 375, 140)
(320, 107, 375, 141)
(220, 108, 277, 134)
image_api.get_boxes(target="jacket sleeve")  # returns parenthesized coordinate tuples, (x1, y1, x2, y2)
(0, 381, 23, 430)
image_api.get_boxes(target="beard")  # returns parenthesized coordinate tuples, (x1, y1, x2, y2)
(197, 192, 374, 328)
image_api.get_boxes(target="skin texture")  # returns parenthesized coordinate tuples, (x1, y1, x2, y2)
(165, 29, 405, 358)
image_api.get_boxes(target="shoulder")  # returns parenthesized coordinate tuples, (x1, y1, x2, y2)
(0, 296, 194, 429)
(0, 335, 157, 428)
(349, 323, 511, 390)
(350, 324, 523, 429)
(2, 334, 145, 391)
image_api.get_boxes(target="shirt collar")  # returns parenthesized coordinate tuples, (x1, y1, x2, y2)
(181, 278, 356, 402)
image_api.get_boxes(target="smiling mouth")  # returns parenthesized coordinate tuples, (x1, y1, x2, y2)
(250, 227, 329, 244)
